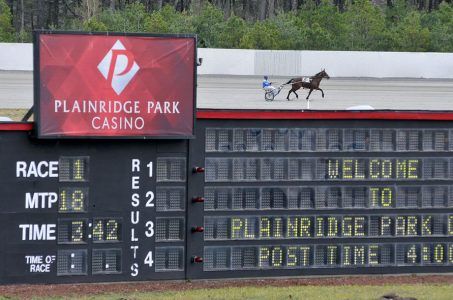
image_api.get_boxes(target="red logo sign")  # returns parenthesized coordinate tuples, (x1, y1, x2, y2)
(35, 32, 196, 138)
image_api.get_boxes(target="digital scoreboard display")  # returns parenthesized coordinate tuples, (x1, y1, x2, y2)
(187, 113, 453, 279)
(34, 31, 196, 138)
(0, 130, 188, 283)
(1, 111, 453, 283)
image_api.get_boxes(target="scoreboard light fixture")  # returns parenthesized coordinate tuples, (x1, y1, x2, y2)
(192, 197, 205, 203)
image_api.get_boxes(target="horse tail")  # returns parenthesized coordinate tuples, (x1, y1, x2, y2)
(285, 79, 293, 85)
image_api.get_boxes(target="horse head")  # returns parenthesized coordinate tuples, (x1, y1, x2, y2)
(321, 69, 330, 79)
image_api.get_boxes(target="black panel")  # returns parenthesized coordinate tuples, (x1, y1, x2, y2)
(0, 131, 188, 283)
(186, 119, 453, 279)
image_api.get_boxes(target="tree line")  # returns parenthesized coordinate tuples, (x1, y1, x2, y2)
(0, 0, 452, 52)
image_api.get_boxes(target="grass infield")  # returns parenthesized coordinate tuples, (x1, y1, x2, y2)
(19, 284, 452, 300)
(0, 109, 29, 121)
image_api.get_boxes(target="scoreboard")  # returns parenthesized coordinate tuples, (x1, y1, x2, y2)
(187, 111, 453, 279)
(0, 128, 188, 283)
(1, 110, 453, 283)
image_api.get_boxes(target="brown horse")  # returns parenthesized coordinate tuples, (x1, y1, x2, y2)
(286, 69, 330, 100)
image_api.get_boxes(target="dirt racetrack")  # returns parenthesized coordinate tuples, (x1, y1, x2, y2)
(1, 71, 453, 111)
(0, 275, 453, 299)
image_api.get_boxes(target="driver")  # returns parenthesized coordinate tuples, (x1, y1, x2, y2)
(262, 76, 275, 92)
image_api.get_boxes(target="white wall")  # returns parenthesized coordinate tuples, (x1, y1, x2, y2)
(1, 43, 452, 78)
(0, 43, 33, 71)
(200, 48, 453, 78)
(296, 51, 453, 78)
(198, 48, 255, 75)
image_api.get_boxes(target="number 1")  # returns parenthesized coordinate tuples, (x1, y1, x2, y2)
(147, 162, 153, 178)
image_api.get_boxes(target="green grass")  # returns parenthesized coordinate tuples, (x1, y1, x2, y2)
(0, 108, 28, 121)
(22, 284, 453, 300)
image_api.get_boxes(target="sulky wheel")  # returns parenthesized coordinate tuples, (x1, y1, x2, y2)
(265, 92, 275, 101)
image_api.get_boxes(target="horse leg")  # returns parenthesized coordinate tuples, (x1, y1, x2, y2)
(317, 88, 324, 98)
(294, 91, 298, 99)
(306, 89, 313, 100)
(286, 89, 293, 100)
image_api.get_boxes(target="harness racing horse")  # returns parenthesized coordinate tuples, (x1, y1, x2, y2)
(286, 69, 330, 100)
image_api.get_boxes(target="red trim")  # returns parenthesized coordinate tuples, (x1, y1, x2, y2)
(1, 111, 453, 133)
(0, 123, 33, 131)
(196, 110, 453, 121)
